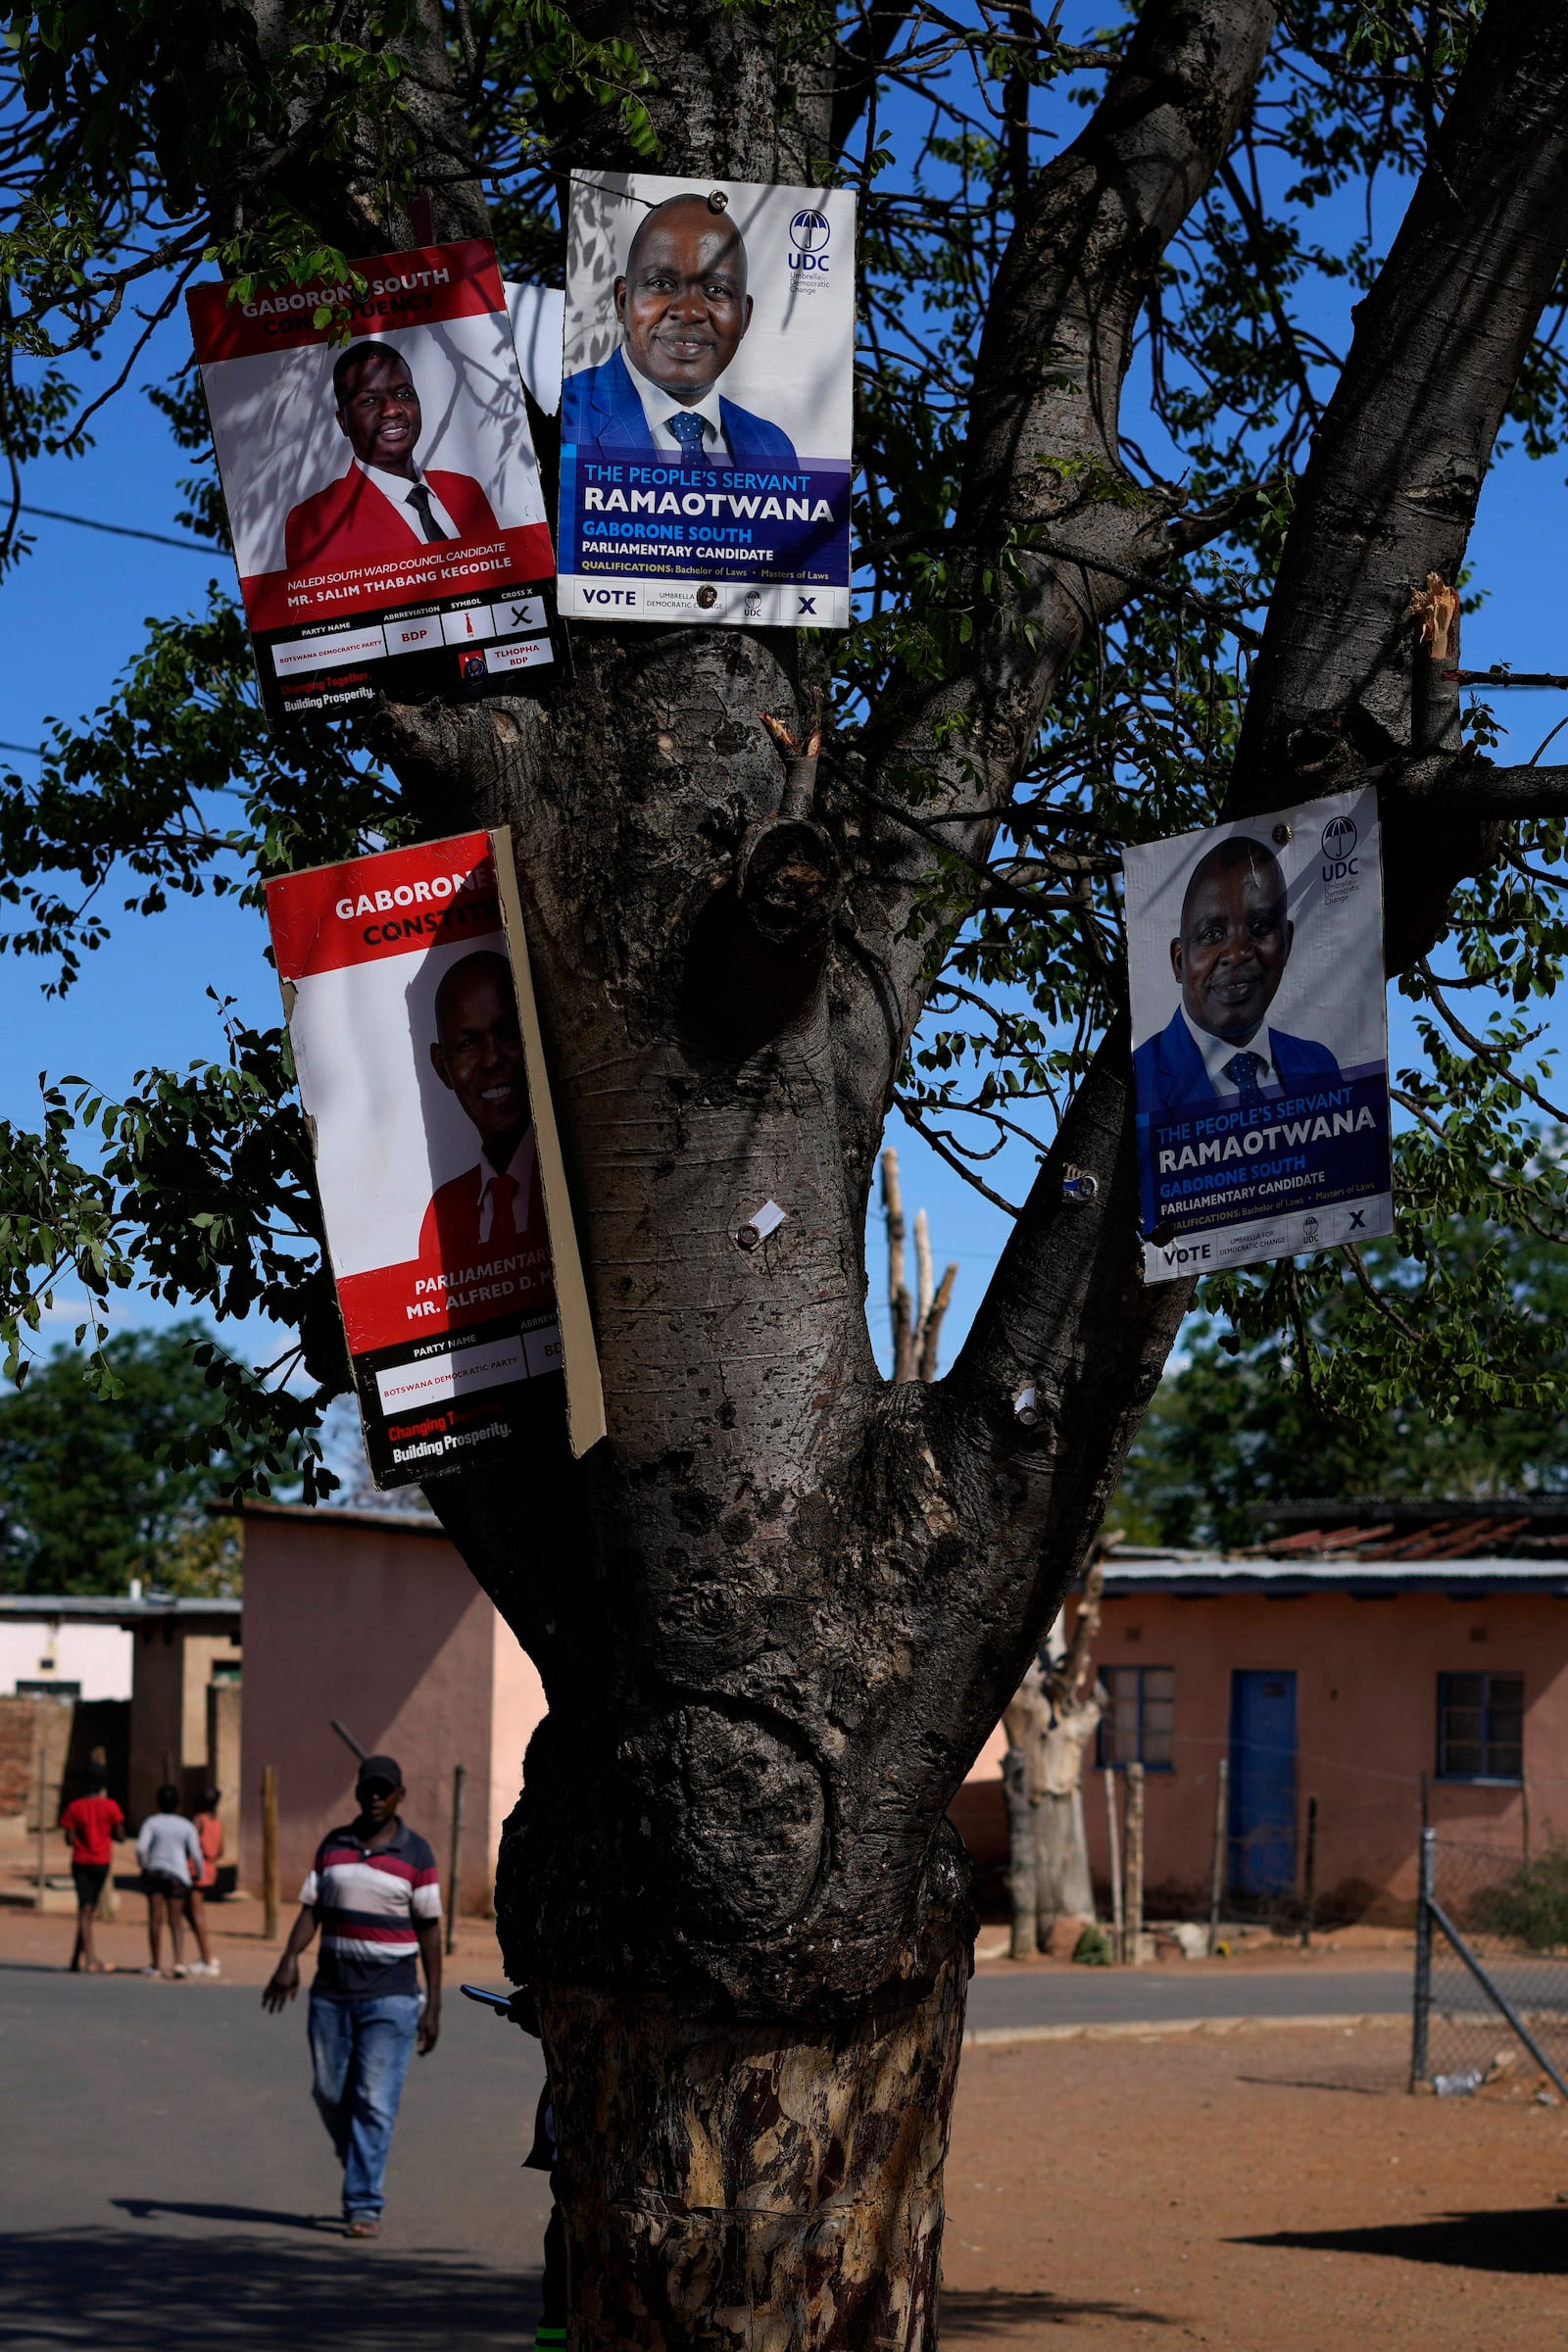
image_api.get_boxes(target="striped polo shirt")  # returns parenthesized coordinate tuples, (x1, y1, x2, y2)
(300, 1819, 441, 1998)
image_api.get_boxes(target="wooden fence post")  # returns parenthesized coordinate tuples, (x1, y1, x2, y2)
(445, 1763, 466, 1956)
(262, 1764, 279, 1941)
(1126, 1760, 1146, 1968)
(34, 1737, 49, 1910)
(1104, 1766, 1123, 1961)
(1207, 1755, 1229, 1957)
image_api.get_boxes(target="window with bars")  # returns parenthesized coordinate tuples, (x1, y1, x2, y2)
(1097, 1665, 1175, 1771)
(1437, 1672, 1524, 1783)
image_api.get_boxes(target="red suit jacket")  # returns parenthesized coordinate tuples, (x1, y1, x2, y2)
(418, 1159, 554, 1302)
(284, 465, 503, 573)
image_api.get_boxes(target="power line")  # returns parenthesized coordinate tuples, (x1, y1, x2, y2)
(16, 502, 214, 555)
(0, 740, 43, 759)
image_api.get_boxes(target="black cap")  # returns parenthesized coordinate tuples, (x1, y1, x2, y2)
(356, 1753, 403, 1792)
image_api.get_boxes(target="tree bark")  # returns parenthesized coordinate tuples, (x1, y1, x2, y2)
(1002, 1559, 1105, 1956)
(1037, 1788, 1096, 1932)
(1002, 1666, 1046, 1961)
(537, 1952, 966, 2351)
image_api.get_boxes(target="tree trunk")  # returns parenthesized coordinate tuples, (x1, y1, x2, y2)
(1001, 1737, 1040, 1962)
(538, 1947, 966, 2350)
(1036, 1786, 1096, 1935)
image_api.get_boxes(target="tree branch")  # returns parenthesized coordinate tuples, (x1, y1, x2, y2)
(835, 0, 1281, 1153)
(1233, 0, 1568, 795)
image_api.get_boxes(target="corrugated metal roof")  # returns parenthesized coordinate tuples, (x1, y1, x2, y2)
(1102, 1552, 1568, 1595)
(0, 1593, 241, 1621)
(237, 1498, 443, 1534)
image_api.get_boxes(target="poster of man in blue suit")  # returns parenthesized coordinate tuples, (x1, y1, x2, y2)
(559, 172, 855, 629)
(1125, 790, 1393, 1282)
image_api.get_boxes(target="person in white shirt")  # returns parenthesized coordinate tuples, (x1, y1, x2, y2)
(135, 1786, 205, 1980)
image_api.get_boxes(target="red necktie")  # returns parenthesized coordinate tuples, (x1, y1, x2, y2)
(484, 1173, 518, 1243)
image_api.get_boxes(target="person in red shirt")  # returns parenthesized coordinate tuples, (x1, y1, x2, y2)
(283, 346, 503, 575)
(183, 1787, 224, 1979)
(60, 1765, 125, 1974)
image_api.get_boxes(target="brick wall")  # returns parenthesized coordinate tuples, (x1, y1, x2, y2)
(0, 1693, 75, 1823)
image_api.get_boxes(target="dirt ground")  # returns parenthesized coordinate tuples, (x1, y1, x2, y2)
(941, 2024, 1568, 2352)
(4, 1892, 1564, 2348)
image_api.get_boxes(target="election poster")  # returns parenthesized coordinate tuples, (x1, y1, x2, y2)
(559, 172, 856, 628)
(187, 240, 562, 724)
(267, 828, 605, 1486)
(1124, 789, 1393, 1284)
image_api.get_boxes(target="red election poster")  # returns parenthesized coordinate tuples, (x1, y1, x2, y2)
(188, 241, 560, 724)
(267, 829, 604, 1487)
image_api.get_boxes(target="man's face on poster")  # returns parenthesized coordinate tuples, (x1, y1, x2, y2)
(1170, 844, 1293, 1046)
(430, 954, 529, 1156)
(336, 348, 423, 476)
(614, 199, 753, 403)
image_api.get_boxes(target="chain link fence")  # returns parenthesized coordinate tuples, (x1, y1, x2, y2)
(1411, 1828, 1568, 2096)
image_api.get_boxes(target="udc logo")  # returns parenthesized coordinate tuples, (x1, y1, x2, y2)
(1321, 808, 1360, 884)
(789, 210, 832, 272)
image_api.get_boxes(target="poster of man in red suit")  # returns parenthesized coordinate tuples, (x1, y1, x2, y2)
(419, 949, 555, 1289)
(285, 345, 504, 575)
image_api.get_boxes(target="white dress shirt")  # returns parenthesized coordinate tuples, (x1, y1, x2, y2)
(476, 1128, 538, 1245)
(1182, 1006, 1280, 1096)
(626, 360, 733, 466)
(356, 459, 461, 543)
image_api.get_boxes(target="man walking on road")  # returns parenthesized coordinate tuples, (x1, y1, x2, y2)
(262, 1755, 442, 2238)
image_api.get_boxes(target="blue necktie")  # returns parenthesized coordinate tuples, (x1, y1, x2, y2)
(1223, 1050, 1265, 1102)
(665, 411, 709, 461)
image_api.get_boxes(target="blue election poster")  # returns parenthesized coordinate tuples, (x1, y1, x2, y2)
(1124, 789, 1393, 1284)
(559, 172, 855, 629)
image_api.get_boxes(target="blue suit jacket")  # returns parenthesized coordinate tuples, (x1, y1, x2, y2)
(561, 346, 800, 466)
(1133, 1008, 1343, 1126)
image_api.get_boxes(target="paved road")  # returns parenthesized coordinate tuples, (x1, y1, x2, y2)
(0, 1965, 551, 2352)
(966, 1956, 1568, 2035)
(965, 1962, 1412, 2034)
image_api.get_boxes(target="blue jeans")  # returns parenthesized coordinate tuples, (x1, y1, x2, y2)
(308, 1989, 420, 2220)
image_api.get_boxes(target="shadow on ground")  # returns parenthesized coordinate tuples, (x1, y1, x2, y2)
(1233, 2074, 1390, 2096)
(940, 2286, 1176, 2334)
(113, 2200, 331, 2232)
(1238, 2209, 1568, 2275)
(0, 2228, 537, 2348)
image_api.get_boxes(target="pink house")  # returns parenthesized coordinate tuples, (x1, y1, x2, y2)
(239, 1501, 547, 1915)
(952, 1508, 1568, 1916)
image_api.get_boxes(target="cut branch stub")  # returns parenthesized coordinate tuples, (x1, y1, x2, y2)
(738, 709, 840, 948)
(1408, 572, 1461, 754)
(735, 816, 841, 948)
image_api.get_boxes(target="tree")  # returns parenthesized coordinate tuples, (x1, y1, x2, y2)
(0, 1322, 240, 1594)
(880, 1147, 957, 1387)
(1001, 1554, 1106, 1962)
(1119, 1218, 1568, 1548)
(9, 1, 1568, 2339)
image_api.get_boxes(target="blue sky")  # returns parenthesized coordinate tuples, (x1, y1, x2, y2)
(5, 41, 1567, 1384)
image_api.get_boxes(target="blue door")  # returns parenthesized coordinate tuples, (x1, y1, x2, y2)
(1229, 1671, 1298, 1894)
